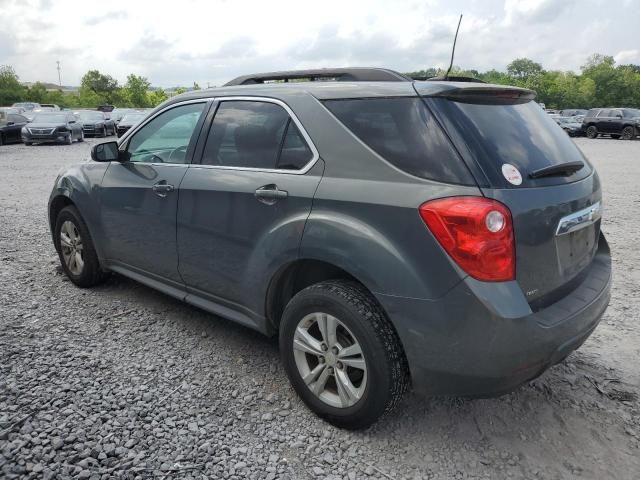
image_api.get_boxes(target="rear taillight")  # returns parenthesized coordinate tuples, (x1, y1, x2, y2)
(419, 197, 515, 282)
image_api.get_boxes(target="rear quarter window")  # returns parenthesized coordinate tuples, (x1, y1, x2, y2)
(323, 97, 475, 185)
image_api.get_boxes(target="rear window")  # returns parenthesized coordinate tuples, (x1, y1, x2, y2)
(323, 97, 474, 185)
(427, 98, 592, 188)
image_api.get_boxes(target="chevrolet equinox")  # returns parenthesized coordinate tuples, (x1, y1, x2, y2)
(48, 68, 611, 429)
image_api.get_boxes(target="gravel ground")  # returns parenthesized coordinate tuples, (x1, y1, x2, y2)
(1, 137, 639, 480)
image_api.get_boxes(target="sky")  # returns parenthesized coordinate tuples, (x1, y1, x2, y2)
(1, 0, 639, 88)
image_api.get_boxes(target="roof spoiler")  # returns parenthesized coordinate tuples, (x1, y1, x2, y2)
(429, 86, 536, 104)
(224, 68, 412, 86)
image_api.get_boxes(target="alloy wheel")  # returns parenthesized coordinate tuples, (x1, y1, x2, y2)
(292, 312, 367, 408)
(60, 220, 84, 275)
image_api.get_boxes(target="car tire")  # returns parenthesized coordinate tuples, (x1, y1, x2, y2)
(54, 205, 109, 288)
(279, 279, 410, 430)
(586, 126, 598, 139)
(621, 126, 636, 140)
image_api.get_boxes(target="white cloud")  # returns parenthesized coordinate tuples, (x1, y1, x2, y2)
(0, 0, 637, 87)
(614, 49, 640, 65)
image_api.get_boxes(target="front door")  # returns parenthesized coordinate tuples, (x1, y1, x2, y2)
(177, 99, 323, 322)
(99, 101, 209, 283)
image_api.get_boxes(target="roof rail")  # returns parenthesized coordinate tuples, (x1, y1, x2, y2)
(224, 68, 412, 86)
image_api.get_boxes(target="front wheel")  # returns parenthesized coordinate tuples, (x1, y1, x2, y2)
(621, 126, 636, 140)
(54, 205, 108, 288)
(279, 280, 409, 430)
(586, 126, 598, 139)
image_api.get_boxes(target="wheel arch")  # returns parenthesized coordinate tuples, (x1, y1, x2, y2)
(266, 259, 360, 332)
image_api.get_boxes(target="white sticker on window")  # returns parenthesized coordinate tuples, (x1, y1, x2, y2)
(501, 163, 523, 186)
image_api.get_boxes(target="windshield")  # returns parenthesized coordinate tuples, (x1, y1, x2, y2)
(427, 98, 592, 188)
(78, 112, 104, 121)
(121, 114, 145, 124)
(32, 113, 67, 123)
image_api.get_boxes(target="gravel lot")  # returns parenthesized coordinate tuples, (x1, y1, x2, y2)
(1, 137, 639, 480)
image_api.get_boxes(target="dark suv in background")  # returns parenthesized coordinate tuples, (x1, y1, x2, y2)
(583, 108, 640, 139)
(48, 68, 611, 429)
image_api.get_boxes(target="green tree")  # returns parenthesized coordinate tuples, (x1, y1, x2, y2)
(0, 65, 26, 105)
(79, 70, 120, 105)
(507, 58, 544, 82)
(148, 89, 169, 106)
(124, 74, 151, 107)
(26, 82, 48, 103)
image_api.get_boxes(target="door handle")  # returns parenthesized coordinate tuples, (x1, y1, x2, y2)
(255, 184, 288, 205)
(152, 182, 175, 197)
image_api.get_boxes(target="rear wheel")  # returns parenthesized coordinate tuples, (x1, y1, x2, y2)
(54, 205, 108, 288)
(279, 280, 409, 429)
(621, 126, 636, 140)
(586, 126, 598, 139)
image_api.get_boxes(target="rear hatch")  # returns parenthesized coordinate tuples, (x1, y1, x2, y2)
(418, 83, 602, 308)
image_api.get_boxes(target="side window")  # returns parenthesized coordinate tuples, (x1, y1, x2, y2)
(598, 109, 611, 117)
(612, 110, 622, 118)
(202, 101, 313, 170)
(277, 120, 313, 170)
(127, 103, 205, 164)
(8, 114, 26, 123)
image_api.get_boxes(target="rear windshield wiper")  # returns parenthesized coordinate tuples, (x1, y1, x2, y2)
(529, 161, 584, 179)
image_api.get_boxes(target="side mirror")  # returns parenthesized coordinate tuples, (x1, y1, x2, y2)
(615, 114, 623, 119)
(91, 141, 120, 162)
(69, 120, 76, 124)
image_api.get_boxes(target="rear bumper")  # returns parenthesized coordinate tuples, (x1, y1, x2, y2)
(378, 234, 611, 397)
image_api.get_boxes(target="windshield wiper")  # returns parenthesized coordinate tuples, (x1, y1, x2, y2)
(529, 161, 584, 179)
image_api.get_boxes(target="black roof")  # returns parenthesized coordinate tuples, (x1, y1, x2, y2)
(224, 68, 412, 86)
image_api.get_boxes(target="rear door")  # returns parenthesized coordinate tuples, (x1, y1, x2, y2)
(422, 87, 601, 308)
(177, 98, 323, 321)
(99, 101, 208, 283)
(596, 109, 612, 133)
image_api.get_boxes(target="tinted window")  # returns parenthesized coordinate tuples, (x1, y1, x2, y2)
(428, 98, 592, 188)
(598, 109, 611, 117)
(624, 108, 640, 118)
(277, 121, 313, 170)
(33, 113, 67, 123)
(324, 97, 474, 185)
(8, 114, 27, 123)
(127, 102, 205, 164)
(203, 101, 295, 169)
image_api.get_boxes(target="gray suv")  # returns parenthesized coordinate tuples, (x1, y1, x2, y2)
(48, 68, 611, 429)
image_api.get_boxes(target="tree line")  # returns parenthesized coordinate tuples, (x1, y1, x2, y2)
(406, 54, 640, 109)
(0, 67, 199, 109)
(2, 53, 640, 110)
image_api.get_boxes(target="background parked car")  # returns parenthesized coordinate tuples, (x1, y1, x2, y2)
(76, 111, 116, 137)
(21, 112, 83, 145)
(0, 111, 29, 145)
(116, 112, 147, 137)
(560, 109, 587, 117)
(583, 108, 640, 140)
(40, 104, 61, 111)
(12, 102, 41, 112)
(555, 116, 584, 136)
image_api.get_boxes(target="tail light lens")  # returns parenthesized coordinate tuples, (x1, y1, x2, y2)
(419, 197, 515, 282)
